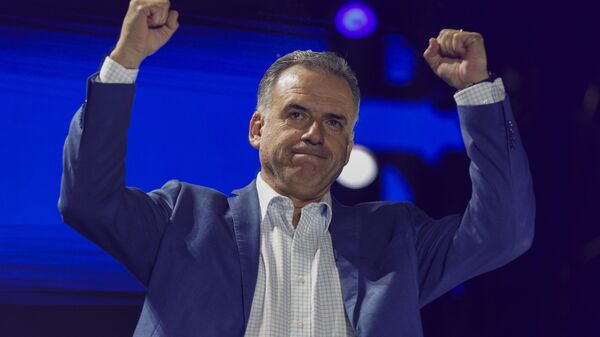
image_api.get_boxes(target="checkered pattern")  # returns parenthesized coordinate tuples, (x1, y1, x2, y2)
(98, 57, 138, 84)
(454, 78, 505, 106)
(245, 174, 355, 337)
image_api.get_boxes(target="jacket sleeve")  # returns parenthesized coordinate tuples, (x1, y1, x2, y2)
(414, 97, 535, 306)
(58, 74, 179, 286)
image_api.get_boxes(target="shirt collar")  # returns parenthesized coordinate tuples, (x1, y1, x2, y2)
(255, 172, 332, 230)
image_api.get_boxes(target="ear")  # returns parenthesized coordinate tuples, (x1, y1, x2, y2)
(343, 131, 354, 166)
(249, 111, 263, 149)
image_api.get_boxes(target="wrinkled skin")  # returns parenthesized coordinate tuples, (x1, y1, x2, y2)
(249, 65, 356, 215)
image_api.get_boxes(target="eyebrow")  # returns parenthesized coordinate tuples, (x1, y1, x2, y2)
(284, 103, 348, 124)
(284, 103, 309, 112)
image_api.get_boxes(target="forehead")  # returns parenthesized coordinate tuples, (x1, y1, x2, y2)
(271, 65, 356, 115)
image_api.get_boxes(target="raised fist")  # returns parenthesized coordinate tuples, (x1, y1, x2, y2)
(423, 29, 489, 90)
(110, 0, 179, 69)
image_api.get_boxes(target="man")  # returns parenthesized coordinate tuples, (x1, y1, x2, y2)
(58, 0, 535, 336)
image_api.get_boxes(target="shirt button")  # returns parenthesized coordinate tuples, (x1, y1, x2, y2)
(296, 320, 304, 327)
(297, 276, 305, 284)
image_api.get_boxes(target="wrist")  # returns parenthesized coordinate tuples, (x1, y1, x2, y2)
(465, 71, 497, 89)
(109, 48, 143, 69)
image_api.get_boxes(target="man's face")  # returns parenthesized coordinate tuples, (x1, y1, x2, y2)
(249, 65, 356, 203)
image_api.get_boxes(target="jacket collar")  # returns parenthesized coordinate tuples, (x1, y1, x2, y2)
(228, 182, 360, 329)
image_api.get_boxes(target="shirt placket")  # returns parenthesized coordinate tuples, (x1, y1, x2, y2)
(289, 206, 320, 337)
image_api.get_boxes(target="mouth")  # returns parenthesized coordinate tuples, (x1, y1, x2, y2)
(291, 148, 329, 159)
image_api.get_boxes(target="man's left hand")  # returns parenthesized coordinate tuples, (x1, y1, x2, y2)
(423, 29, 489, 90)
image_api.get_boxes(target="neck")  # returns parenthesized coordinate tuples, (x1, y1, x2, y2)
(258, 172, 328, 227)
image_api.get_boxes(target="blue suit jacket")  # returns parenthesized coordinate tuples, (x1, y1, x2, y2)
(59, 76, 535, 337)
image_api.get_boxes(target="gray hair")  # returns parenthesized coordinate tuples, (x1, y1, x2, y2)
(256, 50, 361, 118)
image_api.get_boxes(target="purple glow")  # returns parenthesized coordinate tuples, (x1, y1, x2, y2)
(335, 3, 378, 39)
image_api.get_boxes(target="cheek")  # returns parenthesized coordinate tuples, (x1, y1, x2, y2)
(276, 130, 302, 145)
(263, 131, 297, 156)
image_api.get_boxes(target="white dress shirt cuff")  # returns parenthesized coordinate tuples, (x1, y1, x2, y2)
(454, 78, 506, 106)
(98, 56, 139, 84)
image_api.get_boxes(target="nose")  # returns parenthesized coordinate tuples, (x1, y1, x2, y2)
(300, 120, 324, 145)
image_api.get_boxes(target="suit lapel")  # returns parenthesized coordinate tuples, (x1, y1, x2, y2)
(329, 198, 360, 328)
(227, 183, 360, 328)
(228, 180, 261, 325)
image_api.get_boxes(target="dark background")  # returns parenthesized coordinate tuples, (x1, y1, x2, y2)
(2, 0, 599, 336)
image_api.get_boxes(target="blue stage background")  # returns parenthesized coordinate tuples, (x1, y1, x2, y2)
(2, 0, 599, 335)
(0, 17, 465, 304)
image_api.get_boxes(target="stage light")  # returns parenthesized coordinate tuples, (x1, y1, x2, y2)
(384, 35, 416, 86)
(337, 145, 378, 189)
(335, 2, 378, 39)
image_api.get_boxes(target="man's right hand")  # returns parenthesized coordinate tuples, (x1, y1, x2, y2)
(110, 0, 179, 69)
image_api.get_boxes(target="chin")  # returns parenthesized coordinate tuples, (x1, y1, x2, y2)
(292, 167, 323, 180)
(289, 177, 331, 198)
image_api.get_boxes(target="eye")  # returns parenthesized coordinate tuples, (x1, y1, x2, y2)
(325, 119, 343, 130)
(289, 111, 305, 120)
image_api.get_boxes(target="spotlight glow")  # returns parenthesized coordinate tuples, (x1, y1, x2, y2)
(384, 35, 416, 86)
(337, 145, 378, 189)
(335, 3, 378, 39)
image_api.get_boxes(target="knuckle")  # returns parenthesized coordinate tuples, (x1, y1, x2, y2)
(469, 32, 482, 39)
(129, 0, 145, 12)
